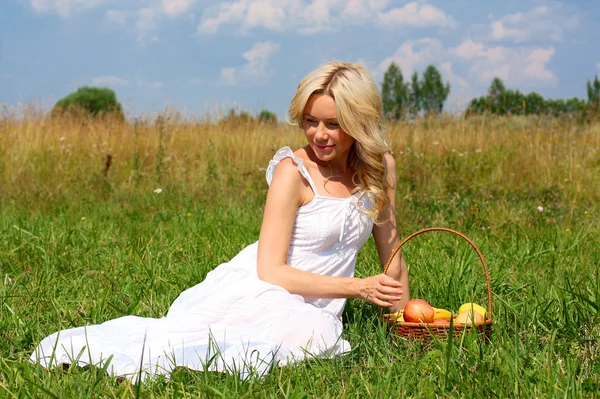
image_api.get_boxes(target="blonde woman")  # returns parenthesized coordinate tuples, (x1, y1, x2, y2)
(31, 61, 410, 381)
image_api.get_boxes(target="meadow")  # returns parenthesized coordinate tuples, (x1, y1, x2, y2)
(0, 108, 599, 398)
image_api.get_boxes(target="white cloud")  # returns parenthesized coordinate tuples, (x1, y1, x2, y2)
(219, 68, 237, 85)
(197, 1, 250, 34)
(198, 0, 455, 35)
(450, 39, 558, 85)
(90, 76, 163, 89)
(92, 76, 129, 87)
(377, 38, 470, 98)
(439, 62, 468, 89)
(451, 39, 485, 59)
(105, 9, 127, 24)
(341, 0, 389, 19)
(220, 41, 280, 85)
(522, 48, 556, 83)
(245, 1, 287, 31)
(162, 0, 195, 16)
(378, 37, 559, 100)
(490, 5, 578, 43)
(377, 37, 445, 78)
(136, 8, 160, 42)
(377, 2, 456, 28)
(341, 0, 371, 19)
(137, 80, 164, 89)
(30, 0, 108, 17)
(296, 0, 341, 34)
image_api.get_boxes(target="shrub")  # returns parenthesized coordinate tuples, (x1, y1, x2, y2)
(52, 86, 124, 119)
(258, 109, 277, 124)
(221, 108, 254, 124)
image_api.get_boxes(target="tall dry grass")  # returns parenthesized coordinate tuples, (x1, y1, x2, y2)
(0, 108, 598, 225)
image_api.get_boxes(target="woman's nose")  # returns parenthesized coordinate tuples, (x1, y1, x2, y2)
(315, 122, 328, 139)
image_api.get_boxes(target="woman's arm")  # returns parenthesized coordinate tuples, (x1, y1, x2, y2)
(257, 157, 402, 307)
(372, 153, 411, 312)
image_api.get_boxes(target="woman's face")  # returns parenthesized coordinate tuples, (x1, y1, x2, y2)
(302, 94, 355, 164)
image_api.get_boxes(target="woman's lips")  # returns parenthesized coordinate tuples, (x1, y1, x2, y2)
(315, 144, 334, 150)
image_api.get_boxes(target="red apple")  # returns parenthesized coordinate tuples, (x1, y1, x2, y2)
(403, 299, 435, 323)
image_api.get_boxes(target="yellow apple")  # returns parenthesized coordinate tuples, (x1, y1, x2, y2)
(458, 303, 487, 320)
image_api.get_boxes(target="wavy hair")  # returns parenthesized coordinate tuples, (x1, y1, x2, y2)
(288, 61, 391, 223)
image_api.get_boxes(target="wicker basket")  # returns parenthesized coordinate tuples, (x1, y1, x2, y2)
(381, 227, 493, 341)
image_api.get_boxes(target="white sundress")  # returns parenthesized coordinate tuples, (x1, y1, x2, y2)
(30, 146, 375, 381)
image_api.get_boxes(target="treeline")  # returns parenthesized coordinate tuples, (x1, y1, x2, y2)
(466, 76, 600, 117)
(51, 67, 600, 122)
(380, 62, 600, 120)
(51, 86, 278, 124)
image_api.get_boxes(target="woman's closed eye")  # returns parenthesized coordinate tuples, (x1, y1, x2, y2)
(303, 116, 340, 129)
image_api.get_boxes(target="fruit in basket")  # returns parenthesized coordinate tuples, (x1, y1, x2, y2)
(454, 309, 485, 326)
(458, 302, 487, 320)
(403, 299, 435, 323)
(387, 309, 404, 322)
(432, 307, 453, 321)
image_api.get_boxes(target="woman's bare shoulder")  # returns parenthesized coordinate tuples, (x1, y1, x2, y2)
(292, 146, 311, 162)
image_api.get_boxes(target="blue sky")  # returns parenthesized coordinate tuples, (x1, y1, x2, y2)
(1, 0, 599, 118)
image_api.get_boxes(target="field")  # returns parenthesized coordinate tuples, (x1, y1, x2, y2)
(0, 109, 599, 398)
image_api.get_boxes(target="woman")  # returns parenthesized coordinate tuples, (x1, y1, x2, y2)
(31, 61, 410, 381)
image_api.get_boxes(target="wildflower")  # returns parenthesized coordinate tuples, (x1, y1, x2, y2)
(187, 213, 192, 217)
(154, 188, 163, 194)
(566, 228, 571, 232)
(60, 137, 65, 142)
(433, 141, 439, 146)
(475, 148, 482, 153)
(81, 217, 86, 221)
(537, 206, 544, 212)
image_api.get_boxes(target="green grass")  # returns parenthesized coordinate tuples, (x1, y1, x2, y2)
(1, 178, 598, 398)
(0, 115, 599, 397)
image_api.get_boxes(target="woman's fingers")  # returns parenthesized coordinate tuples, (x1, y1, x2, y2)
(378, 274, 402, 287)
(379, 293, 402, 301)
(378, 286, 403, 295)
(374, 299, 393, 307)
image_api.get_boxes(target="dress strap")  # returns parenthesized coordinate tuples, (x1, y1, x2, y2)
(266, 147, 320, 195)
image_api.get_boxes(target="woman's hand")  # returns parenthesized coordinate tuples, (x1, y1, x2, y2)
(357, 274, 403, 307)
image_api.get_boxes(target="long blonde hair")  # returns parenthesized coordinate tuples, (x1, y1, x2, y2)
(288, 61, 391, 222)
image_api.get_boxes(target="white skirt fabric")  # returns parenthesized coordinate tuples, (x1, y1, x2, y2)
(30, 243, 350, 381)
(31, 146, 375, 381)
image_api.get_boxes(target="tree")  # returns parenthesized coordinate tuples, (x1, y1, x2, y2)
(407, 72, 421, 118)
(420, 65, 450, 116)
(524, 92, 545, 115)
(381, 62, 408, 120)
(587, 75, 600, 110)
(488, 78, 506, 103)
(52, 86, 124, 119)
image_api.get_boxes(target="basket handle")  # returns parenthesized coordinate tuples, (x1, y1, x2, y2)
(383, 227, 492, 320)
